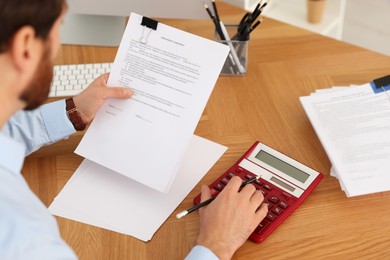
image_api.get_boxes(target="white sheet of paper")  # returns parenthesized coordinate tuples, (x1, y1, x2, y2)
(50, 135, 227, 242)
(300, 84, 390, 197)
(75, 13, 229, 193)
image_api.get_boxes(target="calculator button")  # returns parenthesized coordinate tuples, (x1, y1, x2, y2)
(245, 174, 255, 179)
(210, 189, 219, 197)
(227, 172, 235, 179)
(268, 196, 279, 204)
(255, 179, 263, 186)
(214, 183, 225, 191)
(278, 201, 289, 209)
(266, 213, 277, 222)
(221, 177, 230, 185)
(263, 184, 272, 191)
(255, 219, 270, 233)
(257, 188, 267, 197)
(281, 192, 291, 201)
(267, 203, 273, 210)
(272, 207, 283, 215)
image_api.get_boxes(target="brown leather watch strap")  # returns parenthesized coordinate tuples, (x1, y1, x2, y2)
(65, 98, 86, 131)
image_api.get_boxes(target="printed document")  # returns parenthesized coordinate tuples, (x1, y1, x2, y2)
(300, 84, 390, 197)
(75, 13, 229, 192)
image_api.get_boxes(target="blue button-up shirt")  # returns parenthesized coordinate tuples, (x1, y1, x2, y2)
(0, 100, 217, 260)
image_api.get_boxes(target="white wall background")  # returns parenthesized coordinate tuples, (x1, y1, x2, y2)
(342, 0, 390, 56)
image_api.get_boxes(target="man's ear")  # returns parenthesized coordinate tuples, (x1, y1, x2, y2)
(9, 26, 42, 73)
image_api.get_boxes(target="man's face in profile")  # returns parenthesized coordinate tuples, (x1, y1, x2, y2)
(19, 42, 54, 110)
(19, 7, 65, 111)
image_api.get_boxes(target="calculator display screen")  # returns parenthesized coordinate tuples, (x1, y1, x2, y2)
(255, 150, 310, 183)
(270, 177, 295, 192)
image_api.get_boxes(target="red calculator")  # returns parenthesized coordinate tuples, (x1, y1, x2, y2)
(193, 141, 323, 243)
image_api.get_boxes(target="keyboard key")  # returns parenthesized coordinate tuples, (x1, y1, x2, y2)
(55, 90, 81, 97)
(78, 79, 87, 85)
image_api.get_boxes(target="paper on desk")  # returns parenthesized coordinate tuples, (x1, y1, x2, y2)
(50, 135, 227, 242)
(75, 13, 229, 193)
(300, 84, 390, 197)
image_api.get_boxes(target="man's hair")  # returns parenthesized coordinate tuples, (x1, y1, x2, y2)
(0, 0, 65, 53)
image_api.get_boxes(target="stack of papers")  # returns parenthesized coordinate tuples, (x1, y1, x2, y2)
(50, 13, 230, 241)
(300, 83, 390, 197)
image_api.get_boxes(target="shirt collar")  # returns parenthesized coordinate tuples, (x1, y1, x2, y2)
(0, 132, 26, 174)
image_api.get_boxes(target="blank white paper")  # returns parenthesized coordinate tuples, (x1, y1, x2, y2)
(49, 135, 227, 242)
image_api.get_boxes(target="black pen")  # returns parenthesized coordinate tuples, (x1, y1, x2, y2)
(250, 17, 264, 33)
(176, 175, 261, 219)
(204, 2, 239, 74)
(211, 0, 221, 26)
(247, 0, 262, 24)
(204, 3, 225, 41)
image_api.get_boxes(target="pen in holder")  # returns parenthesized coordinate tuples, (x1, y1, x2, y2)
(215, 24, 249, 76)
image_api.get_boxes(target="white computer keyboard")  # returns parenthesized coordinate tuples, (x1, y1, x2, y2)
(50, 62, 112, 97)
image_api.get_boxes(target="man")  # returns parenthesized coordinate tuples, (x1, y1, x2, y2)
(0, 0, 268, 259)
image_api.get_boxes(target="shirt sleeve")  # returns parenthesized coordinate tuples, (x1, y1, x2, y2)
(0, 168, 77, 260)
(2, 100, 76, 155)
(185, 245, 219, 260)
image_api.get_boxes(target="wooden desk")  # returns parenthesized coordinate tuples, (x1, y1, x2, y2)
(24, 3, 390, 259)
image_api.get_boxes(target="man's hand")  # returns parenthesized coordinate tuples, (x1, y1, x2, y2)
(196, 176, 268, 260)
(72, 73, 132, 124)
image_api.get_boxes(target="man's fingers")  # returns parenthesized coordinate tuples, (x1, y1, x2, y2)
(256, 203, 268, 220)
(250, 203, 268, 231)
(103, 87, 133, 99)
(239, 184, 257, 200)
(222, 176, 244, 194)
(200, 184, 212, 202)
(249, 190, 265, 210)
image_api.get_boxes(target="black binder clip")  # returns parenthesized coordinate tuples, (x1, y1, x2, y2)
(373, 75, 390, 93)
(139, 16, 158, 44)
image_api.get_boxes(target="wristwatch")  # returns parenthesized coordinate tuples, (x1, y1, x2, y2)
(65, 98, 86, 131)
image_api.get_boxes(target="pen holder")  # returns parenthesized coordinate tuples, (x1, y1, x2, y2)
(215, 24, 248, 76)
